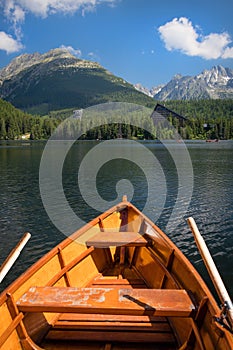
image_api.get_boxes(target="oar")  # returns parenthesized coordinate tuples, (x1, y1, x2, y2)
(0, 232, 31, 283)
(187, 217, 233, 328)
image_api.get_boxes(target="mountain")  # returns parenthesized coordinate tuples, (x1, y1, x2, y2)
(134, 83, 164, 98)
(0, 48, 154, 115)
(136, 66, 233, 100)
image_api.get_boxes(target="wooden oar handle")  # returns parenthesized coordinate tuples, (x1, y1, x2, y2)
(0, 232, 31, 283)
(187, 217, 233, 328)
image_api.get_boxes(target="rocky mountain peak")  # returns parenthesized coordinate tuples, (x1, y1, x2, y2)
(134, 83, 154, 97)
(198, 65, 232, 87)
(136, 65, 233, 100)
(172, 73, 183, 80)
(0, 48, 101, 83)
(0, 48, 154, 114)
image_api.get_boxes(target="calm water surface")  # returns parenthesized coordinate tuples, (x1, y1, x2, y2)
(0, 140, 233, 298)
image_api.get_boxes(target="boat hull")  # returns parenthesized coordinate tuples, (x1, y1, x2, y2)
(0, 199, 232, 349)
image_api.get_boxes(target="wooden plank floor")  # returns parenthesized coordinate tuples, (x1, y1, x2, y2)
(42, 270, 178, 350)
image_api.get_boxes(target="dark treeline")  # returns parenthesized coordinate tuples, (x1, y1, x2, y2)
(164, 99, 233, 139)
(1, 98, 233, 140)
(0, 99, 60, 140)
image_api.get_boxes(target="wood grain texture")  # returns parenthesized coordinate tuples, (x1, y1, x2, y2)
(17, 287, 195, 317)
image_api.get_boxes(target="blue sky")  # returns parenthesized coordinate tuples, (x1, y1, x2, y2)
(0, 0, 233, 88)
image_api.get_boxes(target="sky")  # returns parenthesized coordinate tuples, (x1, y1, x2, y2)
(0, 0, 233, 88)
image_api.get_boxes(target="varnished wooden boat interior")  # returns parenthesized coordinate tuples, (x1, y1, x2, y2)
(0, 197, 233, 350)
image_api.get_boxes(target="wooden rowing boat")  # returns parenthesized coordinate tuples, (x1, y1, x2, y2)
(0, 196, 233, 349)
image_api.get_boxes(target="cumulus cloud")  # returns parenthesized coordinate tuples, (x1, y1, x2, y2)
(222, 46, 233, 59)
(0, 0, 117, 53)
(60, 45, 82, 57)
(0, 31, 23, 53)
(87, 51, 100, 61)
(2, 0, 117, 20)
(158, 17, 233, 59)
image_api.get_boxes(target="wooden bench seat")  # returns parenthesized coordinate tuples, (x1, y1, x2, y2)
(17, 287, 195, 318)
(86, 231, 148, 265)
(86, 231, 147, 248)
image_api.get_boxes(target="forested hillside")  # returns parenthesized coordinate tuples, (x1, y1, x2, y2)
(0, 99, 60, 140)
(164, 99, 233, 139)
(1, 98, 233, 140)
(0, 49, 155, 115)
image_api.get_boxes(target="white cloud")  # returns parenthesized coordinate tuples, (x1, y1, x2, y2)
(0, 31, 23, 53)
(60, 45, 82, 57)
(222, 46, 233, 59)
(2, 0, 117, 19)
(0, 0, 117, 53)
(140, 49, 155, 56)
(158, 17, 233, 59)
(4, 2, 25, 23)
(87, 51, 100, 61)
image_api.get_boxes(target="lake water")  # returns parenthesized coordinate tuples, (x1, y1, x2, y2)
(0, 139, 233, 300)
